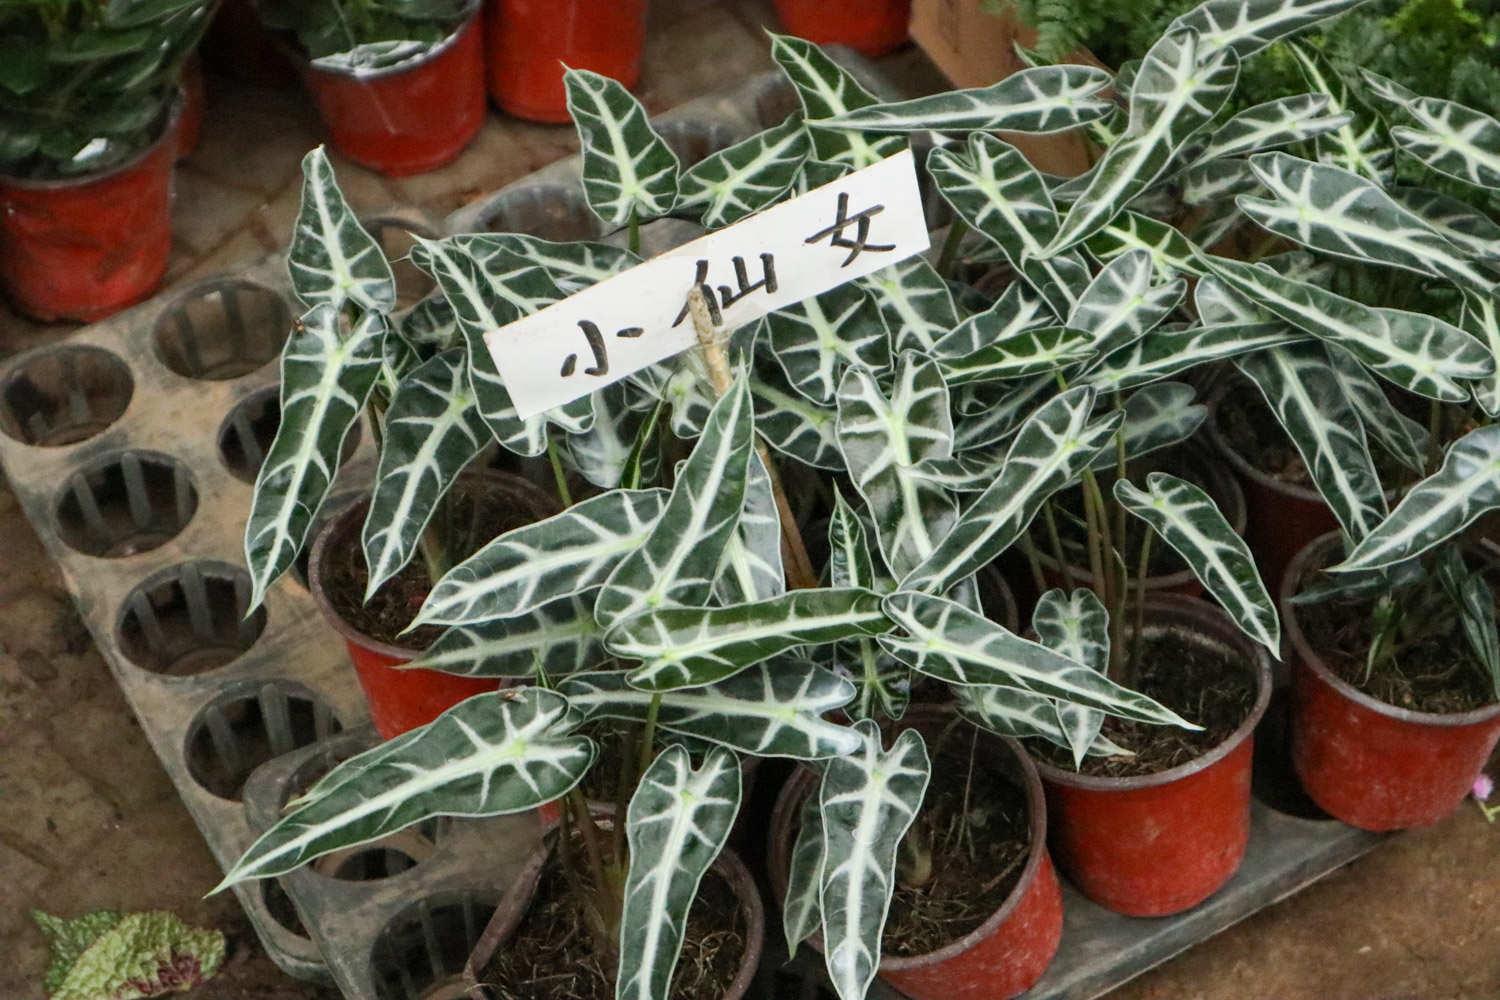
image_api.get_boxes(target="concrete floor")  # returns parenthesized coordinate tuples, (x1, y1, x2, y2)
(2, 1, 1498, 997)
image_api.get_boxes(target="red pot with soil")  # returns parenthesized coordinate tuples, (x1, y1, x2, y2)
(308, 470, 559, 739)
(1029, 595, 1272, 917)
(1282, 532, 1500, 831)
(0, 109, 179, 323)
(1026, 445, 1247, 609)
(773, 0, 911, 57)
(484, 0, 649, 123)
(298, 4, 486, 177)
(768, 706, 1063, 1000)
(470, 810, 765, 998)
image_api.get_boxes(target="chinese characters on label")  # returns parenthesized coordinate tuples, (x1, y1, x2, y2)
(486, 148, 929, 418)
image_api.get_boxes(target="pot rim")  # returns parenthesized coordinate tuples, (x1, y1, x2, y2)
(1029, 594, 1274, 792)
(468, 810, 767, 1000)
(291, 0, 481, 82)
(307, 467, 559, 662)
(1031, 442, 1248, 592)
(1281, 530, 1500, 728)
(0, 92, 183, 190)
(767, 705, 1051, 971)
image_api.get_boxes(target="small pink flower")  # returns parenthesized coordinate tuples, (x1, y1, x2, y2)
(1475, 774, 1495, 802)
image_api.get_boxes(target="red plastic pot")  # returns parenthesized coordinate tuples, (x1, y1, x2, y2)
(179, 56, 205, 161)
(484, 0, 648, 124)
(308, 472, 559, 739)
(1031, 596, 1272, 917)
(768, 708, 1063, 1000)
(1283, 532, 1500, 831)
(773, 0, 912, 57)
(0, 112, 178, 323)
(300, 6, 486, 177)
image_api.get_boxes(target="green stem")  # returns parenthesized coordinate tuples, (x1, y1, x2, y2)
(1129, 528, 1154, 685)
(1081, 466, 1116, 618)
(934, 220, 969, 278)
(547, 436, 574, 508)
(1018, 536, 1049, 596)
(628, 209, 641, 256)
(1042, 502, 1075, 591)
(1426, 397, 1444, 474)
(638, 694, 662, 777)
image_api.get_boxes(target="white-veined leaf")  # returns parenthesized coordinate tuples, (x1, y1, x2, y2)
(413, 488, 668, 626)
(1180, 93, 1350, 168)
(1464, 293, 1500, 417)
(456, 232, 639, 293)
(1287, 43, 1393, 183)
(1178, 157, 1261, 209)
(951, 375, 1055, 452)
(784, 786, 825, 953)
(1089, 380, 1207, 469)
(1166, 0, 1376, 59)
(1115, 472, 1280, 654)
(1326, 344, 1428, 473)
(678, 115, 812, 228)
(566, 381, 657, 489)
(616, 745, 741, 1000)
(244, 306, 384, 610)
(938, 326, 1095, 386)
(1391, 96, 1500, 192)
(1067, 248, 1186, 357)
(827, 489, 909, 719)
(766, 283, 891, 405)
(1033, 587, 1108, 766)
(858, 257, 961, 356)
(405, 592, 607, 678)
(822, 64, 1114, 135)
(564, 68, 680, 227)
(932, 282, 1054, 360)
(561, 659, 862, 759)
(1435, 550, 1500, 700)
(954, 683, 1132, 757)
(768, 33, 905, 169)
(1384, 187, 1500, 264)
(818, 722, 930, 1000)
(214, 688, 593, 889)
(1083, 320, 1299, 391)
(286, 147, 395, 313)
(715, 450, 786, 605)
(1085, 212, 1207, 281)
(751, 367, 844, 470)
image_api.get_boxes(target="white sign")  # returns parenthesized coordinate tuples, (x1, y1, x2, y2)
(485, 149, 930, 418)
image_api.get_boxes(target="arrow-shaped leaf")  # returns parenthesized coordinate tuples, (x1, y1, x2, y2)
(1166, 0, 1375, 59)
(715, 451, 786, 605)
(1287, 44, 1393, 183)
(286, 147, 395, 313)
(1384, 187, 1500, 264)
(768, 33, 905, 169)
(404, 593, 607, 678)
(932, 282, 1054, 361)
(822, 64, 1114, 134)
(678, 115, 812, 229)
(784, 786, 826, 953)
(564, 67, 680, 227)
(1083, 320, 1300, 391)
(1085, 212, 1207, 281)
(938, 326, 1095, 385)
(1181, 93, 1350, 169)
(859, 257, 961, 356)
(455, 233, 638, 293)
(1089, 380, 1207, 469)
(766, 283, 891, 405)
(1390, 96, 1500, 192)
(1067, 248, 1187, 357)
(751, 366, 844, 470)
(955, 682, 1132, 757)
(1033, 587, 1109, 766)
(1326, 344, 1428, 473)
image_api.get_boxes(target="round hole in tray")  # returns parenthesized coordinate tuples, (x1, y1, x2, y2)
(218, 386, 362, 485)
(185, 682, 343, 800)
(364, 215, 438, 309)
(53, 450, 198, 558)
(153, 279, 291, 381)
(479, 183, 607, 243)
(116, 561, 267, 675)
(261, 878, 310, 938)
(371, 892, 500, 1000)
(0, 346, 134, 446)
(654, 117, 744, 169)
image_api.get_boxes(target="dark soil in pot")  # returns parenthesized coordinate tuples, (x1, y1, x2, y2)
(1028, 630, 1258, 778)
(481, 848, 748, 1000)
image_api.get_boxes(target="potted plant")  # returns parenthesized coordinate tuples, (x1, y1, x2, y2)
(484, 0, 649, 123)
(0, 0, 212, 321)
(258, 0, 486, 176)
(774, 0, 912, 58)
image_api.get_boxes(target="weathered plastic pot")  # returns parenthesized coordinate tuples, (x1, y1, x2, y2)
(0, 112, 178, 323)
(300, 5, 486, 177)
(484, 0, 648, 123)
(472, 811, 765, 998)
(1031, 596, 1272, 917)
(773, 0, 911, 56)
(179, 55, 205, 160)
(308, 471, 558, 739)
(768, 708, 1063, 1000)
(1283, 532, 1500, 831)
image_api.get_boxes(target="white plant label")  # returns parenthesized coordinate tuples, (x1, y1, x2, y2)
(485, 149, 930, 418)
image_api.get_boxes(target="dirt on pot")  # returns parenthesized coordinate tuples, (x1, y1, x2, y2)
(479, 847, 746, 1000)
(1032, 631, 1257, 778)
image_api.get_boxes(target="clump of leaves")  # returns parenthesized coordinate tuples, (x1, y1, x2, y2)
(33, 910, 224, 1000)
(257, 0, 473, 67)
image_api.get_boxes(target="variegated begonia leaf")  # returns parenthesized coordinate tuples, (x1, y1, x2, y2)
(822, 64, 1114, 135)
(954, 682, 1132, 757)
(766, 283, 891, 405)
(1287, 43, 1393, 184)
(1389, 95, 1500, 192)
(836, 356, 958, 579)
(750, 366, 844, 470)
(1045, 28, 1239, 255)
(937, 326, 1095, 386)
(595, 377, 755, 627)
(1434, 549, 1500, 700)
(458, 232, 639, 294)
(1033, 587, 1109, 766)
(287, 146, 395, 313)
(413, 488, 668, 626)
(1236, 343, 1387, 540)
(1089, 380, 1206, 470)
(244, 305, 385, 610)
(404, 592, 607, 679)
(1325, 344, 1428, 474)
(616, 745, 740, 1000)
(716, 451, 786, 605)
(1180, 93, 1349, 170)
(827, 489, 910, 720)
(1165, 0, 1375, 59)
(561, 659, 863, 759)
(35, 909, 225, 1000)
(901, 387, 1122, 595)
(784, 783, 826, 953)
(1201, 253, 1493, 400)
(1239, 152, 1496, 296)
(1083, 321, 1298, 391)
(1067, 248, 1186, 357)
(932, 282, 1054, 360)
(678, 115, 812, 228)
(1085, 212, 1207, 281)
(564, 67, 680, 227)
(768, 33, 905, 169)
(360, 349, 488, 597)
(613, 586, 890, 691)
(1333, 424, 1500, 573)
(927, 133, 1090, 317)
(1115, 472, 1280, 654)
(858, 256, 961, 356)
(1384, 187, 1500, 264)
(215, 688, 594, 889)
(818, 722, 930, 1000)
(880, 592, 1196, 726)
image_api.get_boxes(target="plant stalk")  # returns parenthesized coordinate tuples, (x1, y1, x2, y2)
(628, 208, 642, 256)
(934, 220, 969, 278)
(1129, 528, 1154, 685)
(1041, 501, 1075, 592)
(547, 435, 574, 508)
